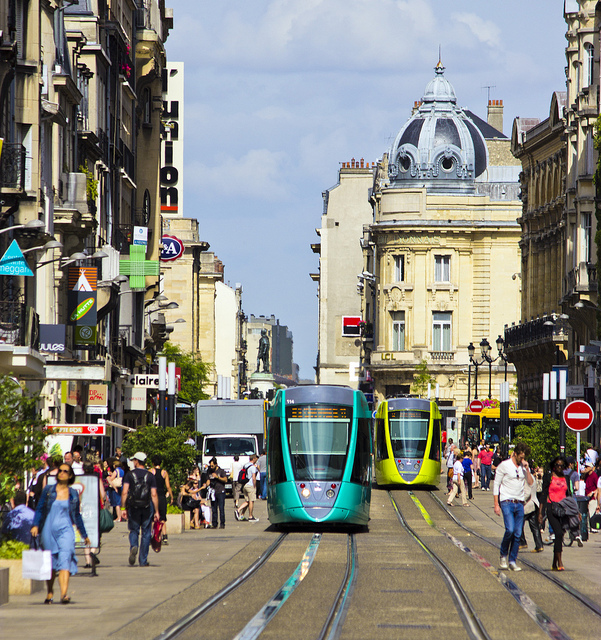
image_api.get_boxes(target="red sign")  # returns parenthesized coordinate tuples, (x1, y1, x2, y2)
(48, 424, 106, 436)
(469, 400, 484, 413)
(563, 400, 594, 432)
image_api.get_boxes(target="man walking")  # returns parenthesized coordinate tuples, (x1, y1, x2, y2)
(208, 457, 227, 529)
(257, 450, 267, 500)
(478, 444, 493, 491)
(493, 442, 533, 571)
(121, 452, 159, 567)
(236, 454, 259, 522)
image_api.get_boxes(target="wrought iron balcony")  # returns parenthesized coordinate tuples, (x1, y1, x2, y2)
(564, 262, 598, 297)
(504, 314, 567, 351)
(430, 351, 455, 361)
(0, 301, 40, 349)
(0, 143, 26, 191)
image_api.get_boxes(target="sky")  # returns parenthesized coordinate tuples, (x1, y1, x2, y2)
(163, 0, 568, 381)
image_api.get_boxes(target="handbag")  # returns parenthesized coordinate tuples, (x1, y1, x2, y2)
(109, 474, 122, 490)
(150, 520, 162, 553)
(99, 507, 115, 533)
(590, 513, 601, 531)
(22, 545, 52, 581)
(550, 501, 566, 519)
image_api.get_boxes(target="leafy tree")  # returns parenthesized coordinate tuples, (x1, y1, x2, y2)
(121, 424, 196, 490)
(411, 359, 436, 398)
(514, 415, 577, 469)
(0, 376, 48, 504)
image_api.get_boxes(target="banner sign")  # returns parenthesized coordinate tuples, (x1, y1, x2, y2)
(40, 324, 66, 352)
(133, 226, 148, 246)
(124, 386, 147, 411)
(74, 325, 97, 347)
(160, 235, 185, 261)
(61, 380, 82, 407)
(72, 474, 100, 548)
(68, 266, 97, 326)
(127, 374, 160, 388)
(88, 384, 108, 405)
(0, 240, 34, 276)
(49, 423, 106, 436)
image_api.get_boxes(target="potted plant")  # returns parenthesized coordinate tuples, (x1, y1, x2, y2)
(165, 502, 184, 534)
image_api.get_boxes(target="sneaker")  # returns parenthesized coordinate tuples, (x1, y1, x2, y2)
(128, 546, 138, 566)
(139, 562, 150, 567)
(576, 536, 584, 547)
(248, 516, 259, 522)
(481, 487, 486, 491)
(509, 562, 521, 572)
(486, 488, 490, 491)
(219, 524, 225, 529)
(499, 556, 509, 569)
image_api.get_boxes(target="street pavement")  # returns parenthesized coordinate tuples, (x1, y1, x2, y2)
(1, 486, 601, 640)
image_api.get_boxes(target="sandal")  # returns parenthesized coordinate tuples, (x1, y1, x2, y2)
(44, 597, 53, 604)
(61, 596, 71, 604)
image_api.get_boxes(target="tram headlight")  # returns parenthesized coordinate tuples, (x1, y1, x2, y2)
(301, 487, 311, 498)
(326, 489, 335, 499)
(414, 462, 420, 470)
(398, 461, 404, 469)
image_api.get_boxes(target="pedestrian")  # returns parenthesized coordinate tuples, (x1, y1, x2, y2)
(478, 443, 493, 491)
(462, 449, 474, 499)
(447, 450, 469, 507)
(257, 450, 267, 499)
(71, 446, 84, 475)
(519, 466, 543, 552)
(231, 455, 244, 509)
(121, 452, 160, 567)
(583, 461, 599, 533)
(445, 442, 456, 493)
(236, 454, 259, 522)
(207, 457, 227, 529)
(472, 447, 481, 489)
(150, 455, 174, 545)
(493, 442, 533, 571)
(30, 463, 90, 604)
(107, 458, 125, 521)
(2, 489, 35, 545)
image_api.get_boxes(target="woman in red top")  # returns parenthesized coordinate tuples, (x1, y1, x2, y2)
(540, 455, 569, 571)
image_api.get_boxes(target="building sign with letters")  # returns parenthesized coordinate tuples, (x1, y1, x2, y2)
(49, 424, 106, 436)
(127, 374, 160, 388)
(160, 62, 184, 217)
(40, 324, 66, 352)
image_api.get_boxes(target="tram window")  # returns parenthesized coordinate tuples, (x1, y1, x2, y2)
(285, 405, 351, 481)
(351, 418, 371, 486)
(389, 410, 428, 458)
(376, 418, 388, 459)
(267, 417, 285, 485)
(482, 418, 501, 444)
(429, 417, 441, 461)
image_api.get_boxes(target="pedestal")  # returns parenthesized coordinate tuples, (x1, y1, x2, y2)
(249, 372, 276, 398)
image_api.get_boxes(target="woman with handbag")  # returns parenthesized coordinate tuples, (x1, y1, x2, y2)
(179, 480, 201, 529)
(107, 458, 125, 522)
(540, 455, 569, 571)
(30, 464, 90, 604)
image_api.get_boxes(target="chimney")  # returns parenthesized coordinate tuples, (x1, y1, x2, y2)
(487, 99, 504, 135)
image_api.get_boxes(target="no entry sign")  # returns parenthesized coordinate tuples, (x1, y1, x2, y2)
(469, 399, 484, 413)
(563, 400, 594, 432)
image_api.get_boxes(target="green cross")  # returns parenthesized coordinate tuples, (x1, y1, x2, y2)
(119, 244, 160, 290)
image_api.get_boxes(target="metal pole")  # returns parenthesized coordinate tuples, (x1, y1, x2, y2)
(474, 362, 479, 399)
(542, 372, 549, 418)
(167, 361, 176, 428)
(159, 356, 166, 428)
(559, 369, 567, 454)
(488, 359, 492, 399)
(467, 362, 472, 404)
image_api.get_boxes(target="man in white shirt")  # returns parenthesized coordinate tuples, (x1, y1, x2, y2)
(447, 450, 468, 507)
(493, 442, 534, 571)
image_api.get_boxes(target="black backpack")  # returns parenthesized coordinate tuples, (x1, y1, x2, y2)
(129, 471, 151, 509)
(237, 464, 250, 487)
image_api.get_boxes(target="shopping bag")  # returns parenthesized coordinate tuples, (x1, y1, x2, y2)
(99, 507, 114, 533)
(22, 548, 52, 581)
(590, 513, 601, 531)
(150, 520, 162, 553)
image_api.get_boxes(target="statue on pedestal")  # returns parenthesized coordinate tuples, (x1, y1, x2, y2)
(256, 329, 270, 373)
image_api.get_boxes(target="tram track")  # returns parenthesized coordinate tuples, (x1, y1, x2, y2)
(427, 490, 601, 619)
(153, 531, 357, 640)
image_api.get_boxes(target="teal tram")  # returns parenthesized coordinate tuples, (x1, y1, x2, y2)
(266, 385, 372, 526)
(374, 397, 441, 487)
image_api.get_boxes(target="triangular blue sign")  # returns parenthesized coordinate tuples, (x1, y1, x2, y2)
(0, 240, 34, 276)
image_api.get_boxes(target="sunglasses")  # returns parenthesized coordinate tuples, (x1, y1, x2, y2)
(58, 468, 70, 473)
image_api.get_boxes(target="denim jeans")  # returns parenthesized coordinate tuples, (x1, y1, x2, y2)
(211, 492, 226, 527)
(128, 507, 153, 565)
(260, 474, 267, 499)
(481, 464, 492, 489)
(500, 500, 524, 563)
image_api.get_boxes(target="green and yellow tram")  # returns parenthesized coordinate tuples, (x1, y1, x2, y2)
(266, 385, 372, 526)
(374, 397, 441, 486)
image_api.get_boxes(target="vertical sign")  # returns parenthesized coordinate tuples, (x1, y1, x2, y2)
(161, 62, 184, 218)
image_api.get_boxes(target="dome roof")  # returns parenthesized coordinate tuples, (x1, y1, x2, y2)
(388, 63, 488, 192)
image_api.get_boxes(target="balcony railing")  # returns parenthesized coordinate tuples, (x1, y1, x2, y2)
(0, 301, 39, 349)
(564, 262, 598, 297)
(0, 143, 26, 190)
(430, 351, 455, 361)
(504, 314, 567, 350)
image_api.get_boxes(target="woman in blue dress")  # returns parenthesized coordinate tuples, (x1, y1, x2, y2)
(31, 463, 89, 604)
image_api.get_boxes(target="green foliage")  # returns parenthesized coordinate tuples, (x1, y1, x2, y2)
(0, 539, 30, 559)
(78, 161, 98, 204)
(166, 503, 183, 514)
(121, 424, 196, 491)
(0, 376, 48, 504)
(514, 415, 577, 469)
(411, 359, 436, 398)
(160, 343, 211, 406)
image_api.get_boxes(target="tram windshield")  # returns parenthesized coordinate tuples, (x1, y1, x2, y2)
(389, 410, 429, 458)
(285, 404, 351, 481)
(204, 437, 257, 457)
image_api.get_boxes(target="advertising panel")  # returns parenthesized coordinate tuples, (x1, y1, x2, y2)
(39, 324, 66, 352)
(68, 266, 97, 327)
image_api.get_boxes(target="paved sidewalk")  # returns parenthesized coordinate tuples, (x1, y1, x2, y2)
(0, 498, 269, 640)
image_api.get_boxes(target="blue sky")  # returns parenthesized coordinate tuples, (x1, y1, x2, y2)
(164, 0, 567, 380)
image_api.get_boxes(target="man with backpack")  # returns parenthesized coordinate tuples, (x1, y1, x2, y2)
(235, 454, 259, 522)
(121, 452, 159, 567)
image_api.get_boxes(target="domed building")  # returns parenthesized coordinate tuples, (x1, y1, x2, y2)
(360, 63, 523, 429)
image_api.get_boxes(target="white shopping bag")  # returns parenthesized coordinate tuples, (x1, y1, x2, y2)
(22, 548, 52, 581)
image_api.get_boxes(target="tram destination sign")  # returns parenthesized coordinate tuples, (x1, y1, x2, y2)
(563, 400, 594, 432)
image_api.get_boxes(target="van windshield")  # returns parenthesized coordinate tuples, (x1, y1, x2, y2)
(204, 437, 257, 457)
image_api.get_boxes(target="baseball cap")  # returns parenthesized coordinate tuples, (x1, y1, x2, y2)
(131, 452, 147, 462)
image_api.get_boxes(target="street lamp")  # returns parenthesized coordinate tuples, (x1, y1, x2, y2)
(468, 341, 488, 400)
(21, 240, 63, 256)
(0, 220, 45, 237)
(35, 249, 107, 269)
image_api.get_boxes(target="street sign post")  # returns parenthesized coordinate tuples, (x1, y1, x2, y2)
(469, 399, 484, 413)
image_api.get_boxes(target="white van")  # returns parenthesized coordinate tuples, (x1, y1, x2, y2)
(201, 433, 259, 491)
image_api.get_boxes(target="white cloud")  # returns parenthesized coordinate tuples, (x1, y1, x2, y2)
(452, 13, 501, 49)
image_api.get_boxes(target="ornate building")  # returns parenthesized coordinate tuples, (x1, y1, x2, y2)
(362, 63, 522, 421)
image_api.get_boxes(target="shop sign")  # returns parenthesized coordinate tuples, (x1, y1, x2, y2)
(160, 235, 184, 261)
(40, 324, 66, 352)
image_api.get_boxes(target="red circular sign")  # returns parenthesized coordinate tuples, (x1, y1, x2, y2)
(469, 399, 484, 413)
(563, 400, 594, 432)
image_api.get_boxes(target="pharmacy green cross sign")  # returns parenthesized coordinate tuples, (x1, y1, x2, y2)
(119, 245, 159, 290)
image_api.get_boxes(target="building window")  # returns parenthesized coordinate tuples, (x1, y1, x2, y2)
(342, 316, 361, 337)
(434, 255, 450, 282)
(586, 43, 594, 88)
(432, 312, 451, 351)
(394, 255, 404, 282)
(582, 212, 592, 263)
(391, 311, 405, 351)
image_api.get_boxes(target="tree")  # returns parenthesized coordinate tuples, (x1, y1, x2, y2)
(121, 424, 196, 490)
(411, 359, 436, 398)
(514, 415, 578, 468)
(0, 376, 48, 504)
